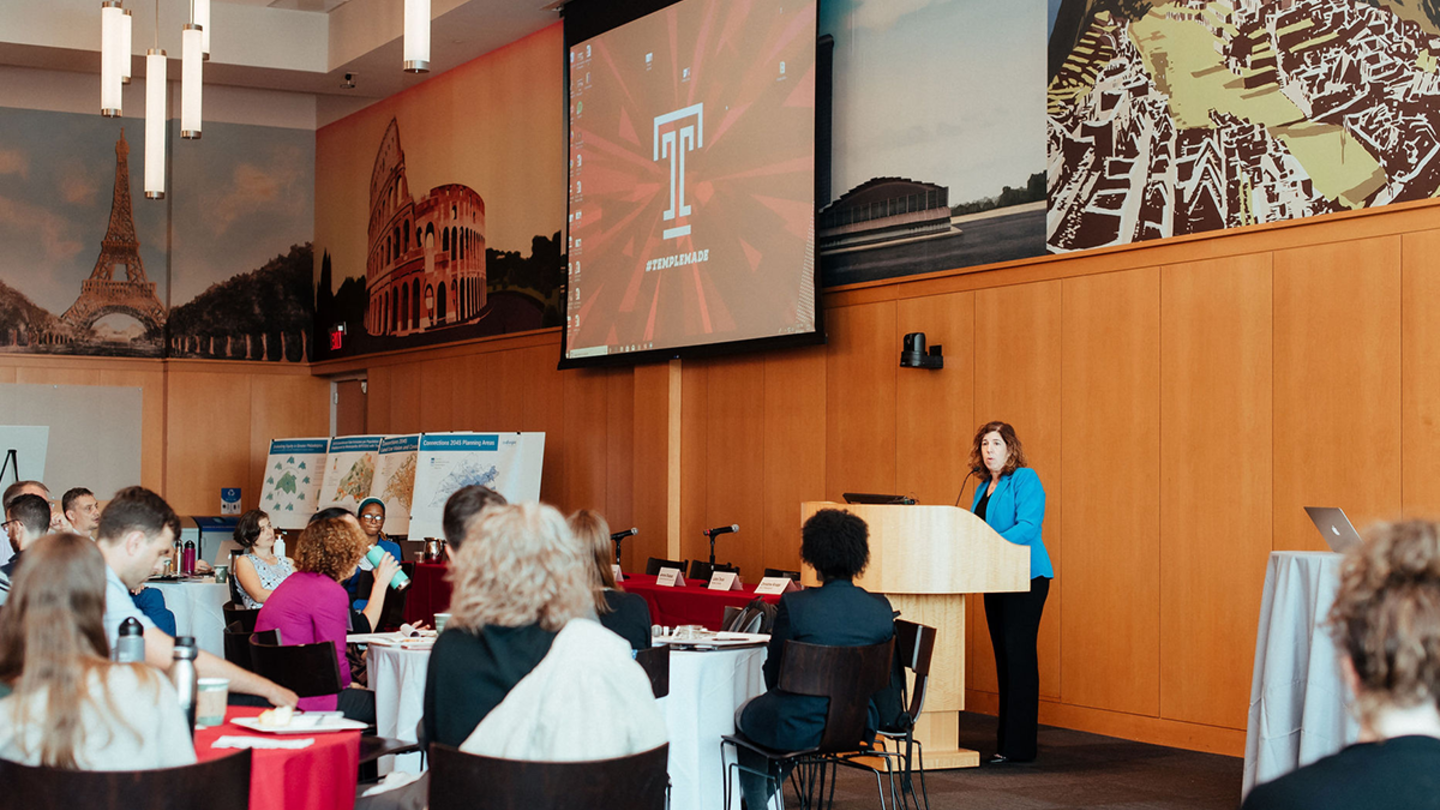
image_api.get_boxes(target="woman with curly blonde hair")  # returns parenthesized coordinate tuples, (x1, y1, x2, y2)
(421, 503, 664, 760)
(255, 516, 399, 719)
(1242, 519, 1440, 809)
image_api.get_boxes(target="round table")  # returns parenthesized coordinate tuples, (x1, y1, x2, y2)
(148, 578, 230, 656)
(366, 636, 767, 809)
(194, 706, 360, 810)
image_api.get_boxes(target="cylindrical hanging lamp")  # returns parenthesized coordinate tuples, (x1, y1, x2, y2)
(145, 49, 167, 199)
(403, 0, 430, 73)
(194, 0, 210, 59)
(101, 1, 123, 116)
(182, 23, 202, 139)
(121, 9, 133, 85)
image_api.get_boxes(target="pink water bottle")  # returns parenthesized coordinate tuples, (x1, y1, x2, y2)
(181, 539, 196, 576)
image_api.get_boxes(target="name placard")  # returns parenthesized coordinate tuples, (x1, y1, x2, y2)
(708, 571, 742, 591)
(612, 564, 624, 583)
(656, 567, 686, 587)
(754, 576, 800, 595)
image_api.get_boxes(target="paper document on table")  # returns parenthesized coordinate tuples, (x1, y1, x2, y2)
(212, 735, 316, 749)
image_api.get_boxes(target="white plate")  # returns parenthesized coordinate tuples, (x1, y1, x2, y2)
(232, 715, 368, 734)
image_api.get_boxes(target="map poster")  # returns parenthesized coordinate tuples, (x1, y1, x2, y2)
(258, 438, 329, 530)
(373, 434, 420, 536)
(316, 434, 385, 513)
(408, 432, 546, 540)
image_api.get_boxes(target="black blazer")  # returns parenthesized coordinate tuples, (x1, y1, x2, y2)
(599, 589, 652, 651)
(738, 579, 895, 751)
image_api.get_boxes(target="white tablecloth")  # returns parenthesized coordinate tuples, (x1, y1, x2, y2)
(147, 579, 230, 658)
(366, 641, 768, 809)
(1243, 551, 1358, 797)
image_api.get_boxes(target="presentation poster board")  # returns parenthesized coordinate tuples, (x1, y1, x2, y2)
(317, 434, 385, 513)
(259, 438, 329, 530)
(373, 434, 419, 536)
(408, 432, 546, 539)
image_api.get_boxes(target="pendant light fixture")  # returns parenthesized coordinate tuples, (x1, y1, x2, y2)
(145, 0, 166, 199)
(101, 1, 123, 116)
(121, 8, 133, 85)
(181, 19, 202, 138)
(404, 0, 430, 73)
(194, 0, 210, 59)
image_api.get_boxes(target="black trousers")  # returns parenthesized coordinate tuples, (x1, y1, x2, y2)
(983, 575, 1050, 761)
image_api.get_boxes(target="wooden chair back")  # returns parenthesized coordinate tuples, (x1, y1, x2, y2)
(634, 645, 670, 699)
(644, 557, 687, 576)
(248, 636, 343, 698)
(223, 622, 257, 672)
(777, 638, 895, 754)
(0, 750, 252, 810)
(894, 620, 937, 720)
(222, 602, 260, 633)
(428, 743, 669, 810)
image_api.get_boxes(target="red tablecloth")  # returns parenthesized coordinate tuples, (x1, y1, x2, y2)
(194, 707, 359, 810)
(621, 573, 782, 630)
(403, 562, 452, 626)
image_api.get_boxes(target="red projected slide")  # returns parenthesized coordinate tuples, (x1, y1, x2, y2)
(564, 0, 817, 361)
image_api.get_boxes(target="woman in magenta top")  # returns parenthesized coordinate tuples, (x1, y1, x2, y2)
(255, 515, 398, 715)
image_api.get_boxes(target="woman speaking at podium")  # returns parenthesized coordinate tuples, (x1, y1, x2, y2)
(969, 420, 1054, 764)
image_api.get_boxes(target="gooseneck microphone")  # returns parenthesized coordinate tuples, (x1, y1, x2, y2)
(953, 468, 982, 508)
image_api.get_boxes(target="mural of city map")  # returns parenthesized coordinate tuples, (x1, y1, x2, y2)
(1047, 0, 1440, 252)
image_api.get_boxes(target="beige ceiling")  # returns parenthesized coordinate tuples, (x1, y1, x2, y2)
(0, 0, 558, 104)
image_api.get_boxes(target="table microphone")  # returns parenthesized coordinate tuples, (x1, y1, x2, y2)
(704, 524, 739, 537)
(610, 527, 638, 541)
(953, 468, 981, 508)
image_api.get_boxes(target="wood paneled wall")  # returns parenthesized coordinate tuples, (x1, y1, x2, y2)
(309, 199, 1440, 757)
(0, 356, 328, 516)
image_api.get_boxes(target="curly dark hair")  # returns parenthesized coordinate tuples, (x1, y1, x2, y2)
(801, 508, 870, 582)
(233, 509, 270, 549)
(293, 517, 370, 582)
(968, 421, 1029, 478)
(1328, 519, 1440, 722)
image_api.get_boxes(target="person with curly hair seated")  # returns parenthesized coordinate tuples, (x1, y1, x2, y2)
(1242, 519, 1440, 810)
(255, 516, 399, 720)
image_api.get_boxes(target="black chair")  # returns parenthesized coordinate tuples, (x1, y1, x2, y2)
(249, 635, 342, 698)
(374, 565, 412, 632)
(0, 749, 252, 809)
(634, 645, 670, 699)
(688, 560, 738, 584)
(723, 599, 778, 634)
(428, 742, 669, 810)
(721, 638, 896, 810)
(223, 602, 260, 633)
(223, 621, 258, 672)
(645, 557, 688, 576)
(764, 568, 803, 583)
(835, 620, 938, 810)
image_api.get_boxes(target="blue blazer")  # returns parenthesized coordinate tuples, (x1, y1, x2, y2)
(971, 466, 1054, 579)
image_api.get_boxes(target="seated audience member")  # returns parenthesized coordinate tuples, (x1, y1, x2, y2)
(62, 488, 101, 538)
(421, 503, 665, 760)
(734, 508, 898, 809)
(569, 509, 651, 651)
(232, 509, 294, 609)
(255, 516, 399, 720)
(1242, 520, 1440, 810)
(0, 494, 51, 604)
(1, 481, 51, 568)
(347, 498, 403, 611)
(0, 533, 195, 770)
(96, 486, 296, 707)
(442, 485, 507, 552)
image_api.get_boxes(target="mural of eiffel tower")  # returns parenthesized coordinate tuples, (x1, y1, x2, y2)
(61, 128, 167, 346)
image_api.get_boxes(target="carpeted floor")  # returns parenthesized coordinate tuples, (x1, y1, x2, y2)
(811, 712, 1244, 810)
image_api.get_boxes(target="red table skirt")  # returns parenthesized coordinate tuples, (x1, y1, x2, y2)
(403, 562, 452, 626)
(621, 573, 782, 631)
(195, 707, 359, 810)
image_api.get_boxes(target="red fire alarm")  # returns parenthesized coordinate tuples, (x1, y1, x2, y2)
(329, 323, 347, 350)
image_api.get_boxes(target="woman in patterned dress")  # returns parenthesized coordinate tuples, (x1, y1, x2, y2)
(232, 509, 294, 609)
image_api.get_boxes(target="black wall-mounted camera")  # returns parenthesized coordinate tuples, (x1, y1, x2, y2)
(901, 332, 943, 370)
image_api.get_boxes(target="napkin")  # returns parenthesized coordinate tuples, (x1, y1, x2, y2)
(212, 735, 316, 750)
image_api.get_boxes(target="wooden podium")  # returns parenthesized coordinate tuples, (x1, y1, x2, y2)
(799, 502, 1029, 769)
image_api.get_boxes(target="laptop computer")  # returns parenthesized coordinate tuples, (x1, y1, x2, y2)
(841, 493, 916, 505)
(1304, 507, 1363, 553)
